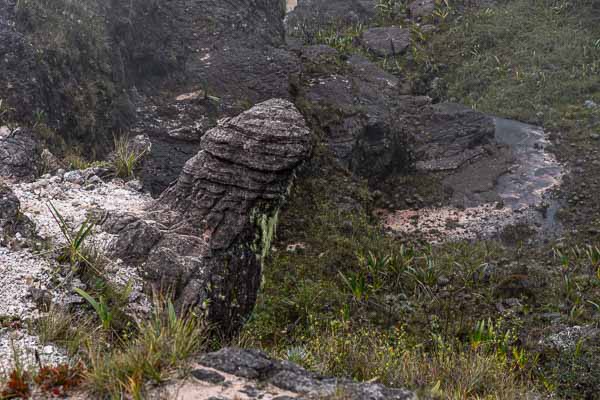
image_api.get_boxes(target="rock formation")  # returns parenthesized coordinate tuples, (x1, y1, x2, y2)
(103, 99, 312, 334)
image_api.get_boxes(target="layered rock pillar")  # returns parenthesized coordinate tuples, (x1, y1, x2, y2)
(104, 99, 312, 334)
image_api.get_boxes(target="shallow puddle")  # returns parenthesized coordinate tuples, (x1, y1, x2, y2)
(381, 117, 564, 242)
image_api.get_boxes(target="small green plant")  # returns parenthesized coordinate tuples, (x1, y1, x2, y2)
(34, 308, 90, 356)
(64, 152, 93, 170)
(585, 245, 600, 271)
(113, 135, 147, 179)
(405, 253, 441, 295)
(74, 288, 113, 330)
(32, 109, 46, 128)
(47, 202, 95, 268)
(339, 270, 370, 302)
(286, 345, 309, 364)
(314, 24, 364, 54)
(469, 319, 515, 358)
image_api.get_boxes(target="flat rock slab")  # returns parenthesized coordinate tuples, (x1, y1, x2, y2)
(360, 27, 410, 57)
(149, 347, 416, 399)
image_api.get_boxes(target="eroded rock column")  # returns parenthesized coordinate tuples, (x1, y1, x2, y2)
(105, 99, 312, 334)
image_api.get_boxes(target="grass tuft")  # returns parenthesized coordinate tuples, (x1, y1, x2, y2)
(84, 298, 207, 399)
(112, 135, 147, 179)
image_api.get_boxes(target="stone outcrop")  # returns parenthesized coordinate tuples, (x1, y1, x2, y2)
(293, 45, 497, 183)
(152, 347, 416, 400)
(103, 99, 312, 334)
(0, 127, 41, 181)
(360, 27, 411, 57)
(412, 102, 496, 172)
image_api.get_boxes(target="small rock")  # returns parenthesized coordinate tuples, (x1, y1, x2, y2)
(591, 133, 600, 140)
(409, 0, 435, 18)
(63, 170, 84, 185)
(190, 369, 226, 384)
(43, 345, 54, 355)
(360, 26, 410, 57)
(584, 100, 598, 109)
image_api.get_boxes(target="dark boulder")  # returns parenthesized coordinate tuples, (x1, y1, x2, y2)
(103, 99, 312, 334)
(294, 46, 412, 178)
(360, 26, 411, 57)
(412, 102, 496, 172)
(0, 127, 41, 181)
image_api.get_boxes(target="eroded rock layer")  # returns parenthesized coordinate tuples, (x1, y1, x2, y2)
(104, 99, 312, 334)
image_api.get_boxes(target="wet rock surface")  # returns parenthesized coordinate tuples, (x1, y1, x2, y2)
(151, 347, 416, 400)
(105, 99, 312, 333)
(381, 117, 564, 242)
